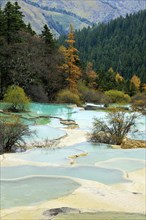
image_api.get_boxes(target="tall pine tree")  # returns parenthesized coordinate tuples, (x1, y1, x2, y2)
(3, 1, 26, 44)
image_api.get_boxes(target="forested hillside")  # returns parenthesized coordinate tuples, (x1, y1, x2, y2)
(0, 2, 145, 106)
(59, 10, 146, 83)
(0, 2, 65, 102)
(1, 0, 145, 35)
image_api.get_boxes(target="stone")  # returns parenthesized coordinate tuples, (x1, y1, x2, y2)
(43, 207, 81, 218)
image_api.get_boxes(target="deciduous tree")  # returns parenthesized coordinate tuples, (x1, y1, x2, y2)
(0, 115, 31, 154)
(89, 110, 137, 145)
(130, 74, 141, 91)
(3, 85, 30, 112)
(61, 24, 81, 93)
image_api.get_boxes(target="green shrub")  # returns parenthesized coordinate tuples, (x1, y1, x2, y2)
(3, 85, 30, 112)
(105, 90, 131, 104)
(56, 89, 81, 106)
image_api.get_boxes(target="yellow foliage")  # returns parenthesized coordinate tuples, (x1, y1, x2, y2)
(142, 84, 146, 91)
(130, 74, 141, 90)
(60, 24, 81, 93)
(3, 85, 30, 111)
(108, 67, 114, 74)
(115, 73, 124, 83)
(59, 45, 66, 54)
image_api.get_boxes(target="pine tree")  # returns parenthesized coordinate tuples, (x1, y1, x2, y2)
(0, 6, 5, 37)
(3, 1, 26, 44)
(61, 24, 81, 93)
(27, 23, 36, 35)
(41, 24, 54, 47)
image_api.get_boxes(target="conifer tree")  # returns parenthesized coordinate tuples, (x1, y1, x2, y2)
(61, 24, 81, 93)
(0, 6, 4, 37)
(41, 24, 54, 47)
(27, 23, 36, 35)
(3, 1, 26, 44)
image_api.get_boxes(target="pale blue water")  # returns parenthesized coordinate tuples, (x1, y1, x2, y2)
(128, 114, 146, 140)
(1, 177, 80, 209)
(29, 103, 77, 118)
(1, 102, 146, 209)
(70, 110, 106, 131)
(73, 146, 146, 165)
(11, 147, 85, 165)
(1, 102, 145, 140)
(97, 159, 146, 172)
(1, 165, 130, 185)
(24, 125, 66, 144)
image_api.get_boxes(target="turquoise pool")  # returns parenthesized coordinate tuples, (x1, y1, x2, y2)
(1, 102, 146, 210)
(1, 102, 145, 140)
(29, 103, 78, 118)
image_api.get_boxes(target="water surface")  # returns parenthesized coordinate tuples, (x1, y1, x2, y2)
(1, 165, 130, 185)
(1, 176, 80, 209)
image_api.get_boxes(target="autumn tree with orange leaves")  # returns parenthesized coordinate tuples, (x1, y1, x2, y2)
(61, 25, 81, 93)
(130, 75, 141, 90)
(130, 74, 141, 95)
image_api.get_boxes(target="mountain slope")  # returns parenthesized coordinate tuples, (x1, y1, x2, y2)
(70, 10, 146, 83)
(1, 0, 146, 36)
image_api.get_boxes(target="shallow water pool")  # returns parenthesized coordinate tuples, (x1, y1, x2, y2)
(29, 103, 78, 118)
(75, 148, 146, 165)
(11, 147, 85, 165)
(96, 158, 146, 172)
(1, 176, 80, 209)
(24, 125, 66, 144)
(1, 165, 130, 185)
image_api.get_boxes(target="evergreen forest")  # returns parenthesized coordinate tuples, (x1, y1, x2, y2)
(0, 2, 146, 105)
(59, 10, 146, 83)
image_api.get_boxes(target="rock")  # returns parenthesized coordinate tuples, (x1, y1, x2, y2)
(84, 103, 106, 110)
(69, 152, 88, 159)
(43, 207, 81, 218)
(60, 119, 79, 128)
(67, 124, 79, 129)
